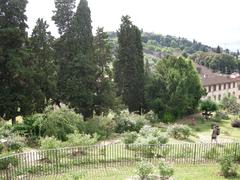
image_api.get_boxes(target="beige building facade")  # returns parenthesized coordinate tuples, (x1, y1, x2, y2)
(195, 63, 240, 102)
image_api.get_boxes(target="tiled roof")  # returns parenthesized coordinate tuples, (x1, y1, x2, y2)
(194, 63, 240, 86)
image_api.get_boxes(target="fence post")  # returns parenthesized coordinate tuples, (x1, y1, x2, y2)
(55, 149, 59, 174)
(234, 143, 238, 160)
(104, 145, 107, 169)
(6, 163, 13, 180)
(193, 144, 197, 164)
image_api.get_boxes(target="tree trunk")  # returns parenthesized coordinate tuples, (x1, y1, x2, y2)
(12, 116, 16, 124)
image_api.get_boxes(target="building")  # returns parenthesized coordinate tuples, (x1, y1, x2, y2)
(195, 63, 240, 102)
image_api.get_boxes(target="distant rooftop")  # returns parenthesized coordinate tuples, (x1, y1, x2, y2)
(194, 63, 240, 86)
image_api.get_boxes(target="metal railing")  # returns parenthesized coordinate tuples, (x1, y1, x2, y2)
(0, 142, 239, 179)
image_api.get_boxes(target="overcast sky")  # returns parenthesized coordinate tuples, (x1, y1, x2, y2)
(26, 0, 240, 51)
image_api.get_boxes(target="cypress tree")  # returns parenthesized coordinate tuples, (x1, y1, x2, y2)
(115, 15, 144, 113)
(30, 18, 57, 111)
(63, 0, 96, 118)
(0, 0, 37, 123)
(94, 27, 115, 115)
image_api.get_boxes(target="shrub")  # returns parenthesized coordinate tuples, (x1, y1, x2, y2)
(42, 106, 85, 141)
(205, 147, 220, 160)
(114, 111, 149, 133)
(85, 115, 116, 139)
(0, 156, 18, 170)
(65, 131, 98, 147)
(158, 159, 174, 179)
(122, 131, 138, 145)
(136, 161, 153, 180)
(214, 111, 229, 121)
(145, 110, 159, 123)
(0, 143, 4, 153)
(40, 136, 62, 150)
(6, 134, 25, 152)
(231, 120, 240, 128)
(219, 154, 238, 177)
(167, 124, 191, 139)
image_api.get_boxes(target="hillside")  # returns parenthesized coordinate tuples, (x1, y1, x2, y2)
(109, 31, 240, 73)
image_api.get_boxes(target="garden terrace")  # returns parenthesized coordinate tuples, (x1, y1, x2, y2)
(0, 142, 240, 179)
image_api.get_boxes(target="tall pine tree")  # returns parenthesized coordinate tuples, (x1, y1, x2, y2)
(0, 0, 38, 123)
(30, 18, 57, 111)
(115, 16, 144, 113)
(94, 27, 115, 115)
(63, 0, 97, 118)
(52, 0, 76, 35)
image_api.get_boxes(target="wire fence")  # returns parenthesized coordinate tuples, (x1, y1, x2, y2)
(0, 142, 240, 180)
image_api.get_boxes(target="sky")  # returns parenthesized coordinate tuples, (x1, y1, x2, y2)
(26, 0, 240, 51)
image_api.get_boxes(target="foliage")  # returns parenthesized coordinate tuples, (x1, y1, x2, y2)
(205, 147, 220, 160)
(115, 15, 144, 113)
(200, 99, 218, 119)
(213, 111, 229, 122)
(158, 159, 174, 179)
(57, 0, 97, 118)
(0, 0, 39, 124)
(191, 51, 239, 74)
(64, 131, 98, 147)
(114, 111, 149, 133)
(0, 143, 4, 153)
(136, 161, 154, 180)
(30, 18, 57, 112)
(5, 134, 25, 152)
(221, 95, 240, 115)
(122, 131, 138, 145)
(219, 154, 238, 177)
(39, 136, 62, 150)
(52, 0, 76, 35)
(85, 115, 116, 139)
(231, 120, 240, 128)
(93, 27, 116, 115)
(146, 56, 204, 121)
(0, 156, 19, 170)
(35, 106, 85, 141)
(167, 124, 191, 140)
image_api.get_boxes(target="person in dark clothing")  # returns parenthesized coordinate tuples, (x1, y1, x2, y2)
(211, 125, 220, 143)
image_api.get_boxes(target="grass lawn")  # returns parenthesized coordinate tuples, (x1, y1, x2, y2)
(34, 164, 240, 180)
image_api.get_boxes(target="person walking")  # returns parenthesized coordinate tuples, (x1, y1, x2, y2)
(211, 125, 220, 143)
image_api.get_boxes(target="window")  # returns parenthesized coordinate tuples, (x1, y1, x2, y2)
(233, 82, 236, 88)
(228, 83, 231, 89)
(219, 84, 221, 90)
(213, 85, 216, 91)
(218, 95, 221, 100)
(208, 86, 211, 92)
(224, 84, 226, 89)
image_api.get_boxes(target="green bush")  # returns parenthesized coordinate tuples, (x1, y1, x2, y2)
(136, 161, 153, 180)
(0, 156, 18, 170)
(122, 131, 138, 145)
(214, 111, 229, 121)
(219, 154, 238, 177)
(85, 115, 116, 139)
(40, 136, 62, 150)
(65, 131, 98, 147)
(114, 111, 149, 133)
(6, 134, 25, 152)
(158, 159, 174, 179)
(0, 143, 4, 153)
(167, 124, 191, 139)
(204, 147, 220, 160)
(145, 110, 159, 123)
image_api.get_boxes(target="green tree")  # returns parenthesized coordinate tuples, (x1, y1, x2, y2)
(93, 27, 116, 115)
(30, 18, 57, 111)
(52, 0, 76, 35)
(62, 0, 97, 118)
(146, 56, 204, 121)
(200, 99, 218, 119)
(0, 0, 37, 124)
(115, 15, 144, 113)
